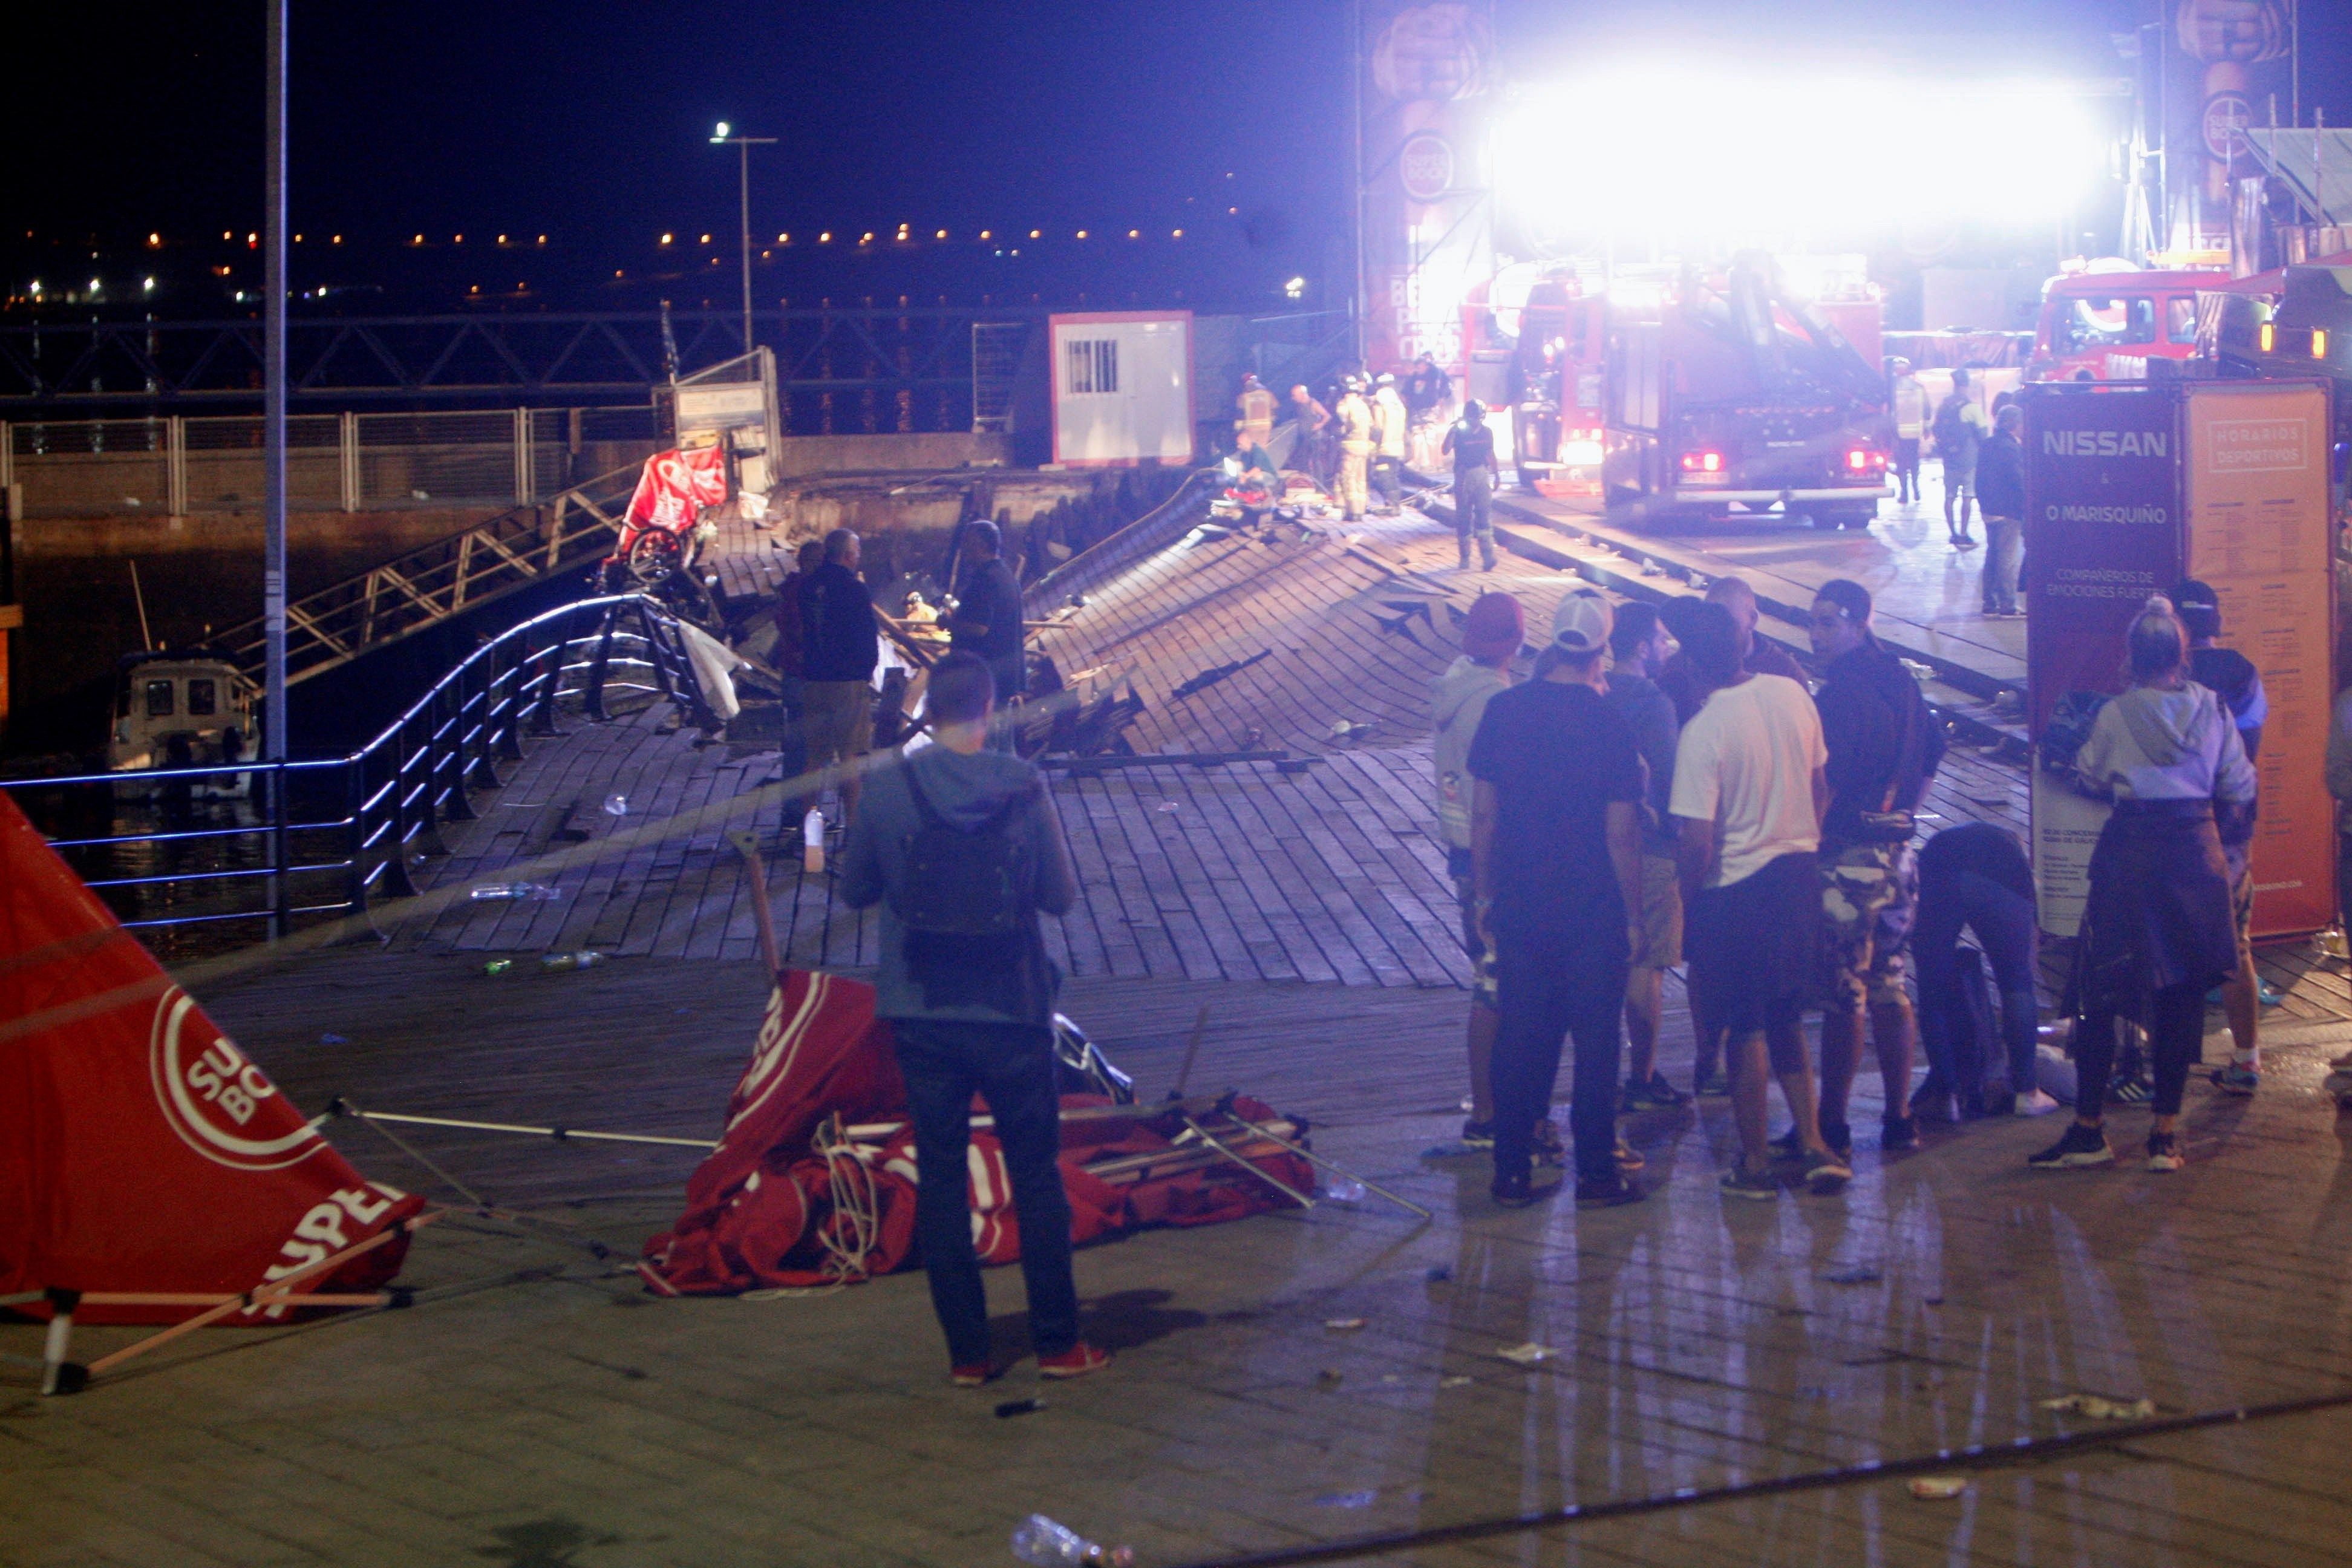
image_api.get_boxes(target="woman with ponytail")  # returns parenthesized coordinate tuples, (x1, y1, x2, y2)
(2031, 596, 2256, 1174)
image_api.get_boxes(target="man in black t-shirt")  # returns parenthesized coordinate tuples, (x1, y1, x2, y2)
(1443, 400, 1499, 572)
(1468, 590, 1645, 1209)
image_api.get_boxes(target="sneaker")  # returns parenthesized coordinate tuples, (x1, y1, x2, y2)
(1037, 1342, 1112, 1380)
(2145, 1132, 2186, 1173)
(1613, 1140, 1645, 1172)
(1977, 1085, 2017, 1118)
(1622, 1071, 1691, 1111)
(1575, 1171, 1644, 1209)
(2029, 1123, 2115, 1169)
(1491, 1171, 1555, 1209)
(1804, 1149, 1853, 1192)
(1881, 1114, 1919, 1152)
(1694, 1071, 1733, 1099)
(950, 1363, 995, 1388)
(2210, 1062, 2260, 1096)
(1955, 535, 1979, 549)
(1719, 1165, 1780, 1201)
(2013, 1088, 2062, 1117)
(2109, 1074, 2154, 1105)
(1768, 1127, 1805, 1164)
(1532, 1119, 1567, 1168)
(1459, 1119, 1496, 1149)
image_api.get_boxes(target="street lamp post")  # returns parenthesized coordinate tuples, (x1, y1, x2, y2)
(710, 123, 776, 354)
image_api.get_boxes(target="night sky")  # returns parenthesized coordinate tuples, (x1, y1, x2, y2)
(10, 0, 2352, 313)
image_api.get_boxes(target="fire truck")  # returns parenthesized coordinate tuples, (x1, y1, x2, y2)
(1461, 264, 1608, 495)
(2021, 267, 2226, 383)
(1598, 253, 1893, 531)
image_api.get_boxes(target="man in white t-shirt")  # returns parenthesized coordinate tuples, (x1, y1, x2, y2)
(1669, 602, 1849, 1200)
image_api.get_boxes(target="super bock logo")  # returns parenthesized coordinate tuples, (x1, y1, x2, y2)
(148, 988, 327, 1171)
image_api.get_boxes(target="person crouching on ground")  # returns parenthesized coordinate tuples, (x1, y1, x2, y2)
(1668, 603, 1849, 1199)
(837, 652, 1107, 1385)
(1433, 591, 1524, 1151)
(1466, 590, 1645, 1209)
(2033, 598, 2254, 1175)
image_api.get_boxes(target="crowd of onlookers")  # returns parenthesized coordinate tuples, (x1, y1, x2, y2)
(1434, 570, 2272, 1207)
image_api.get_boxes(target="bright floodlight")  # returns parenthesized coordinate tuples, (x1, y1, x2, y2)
(1498, 69, 2108, 242)
(713, 121, 731, 141)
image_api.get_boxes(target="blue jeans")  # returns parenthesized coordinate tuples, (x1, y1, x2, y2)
(1491, 936, 1626, 1181)
(1914, 872, 2038, 1093)
(891, 1019, 1077, 1367)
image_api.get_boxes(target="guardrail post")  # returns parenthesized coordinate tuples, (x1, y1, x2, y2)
(345, 761, 369, 918)
(526, 635, 564, 737)
(469, 652, 505, 790)
(382, 724, 422, 896)
(514, 407, 533, 506)
(586, 605, 618, 721)
(340, 411, 360, 512)
(439, 679, 477, 823)
(494, 639, 528, 763)
(269, 762, 292, 941)
(166, 417, 186, 518)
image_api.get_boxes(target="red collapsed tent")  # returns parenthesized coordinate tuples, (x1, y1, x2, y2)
(641, 971, 1314, 1295)
(0, 791, 424, 1390)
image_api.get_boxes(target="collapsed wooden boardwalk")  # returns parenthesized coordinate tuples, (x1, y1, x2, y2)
(387, 503, 2352, 1028)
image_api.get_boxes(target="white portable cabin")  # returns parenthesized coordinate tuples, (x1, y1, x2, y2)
(1048, 312, 1195, 468)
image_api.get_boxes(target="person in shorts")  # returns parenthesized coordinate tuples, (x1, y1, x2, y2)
(1670, 603, 1847, 1199)
(1432, 591, 1523, 1146)
(1604, 601, 1689, 1111)
(1806, 579, 1941, 1159)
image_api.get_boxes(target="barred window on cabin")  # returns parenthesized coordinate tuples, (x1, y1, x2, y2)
(1065, 338, 1118, 395)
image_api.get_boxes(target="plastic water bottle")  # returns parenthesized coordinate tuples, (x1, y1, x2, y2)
(1009, 1515, 1131, 1567)
(603, 793, 629, 817)
(470, 882, 561, 902)
(539, 950, 604, 972)
(803, 808, 826, 875)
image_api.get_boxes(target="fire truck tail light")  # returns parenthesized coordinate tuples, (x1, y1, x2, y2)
(1680, 450, 1723, 472)
(2260, 322, 2276, 352)
(2314, 329, 2329, 358)
(1845, 448, 1885, 472)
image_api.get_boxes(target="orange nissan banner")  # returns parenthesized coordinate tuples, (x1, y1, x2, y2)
(0, 791, 420, 1323)
(2183, 380, 2337, 938)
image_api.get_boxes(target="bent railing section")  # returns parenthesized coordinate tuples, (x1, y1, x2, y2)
(3, 595, 707, 955)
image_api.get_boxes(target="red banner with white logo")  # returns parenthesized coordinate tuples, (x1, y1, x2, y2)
(0, 792, 420, 1323)
(624, 445, 728, 532)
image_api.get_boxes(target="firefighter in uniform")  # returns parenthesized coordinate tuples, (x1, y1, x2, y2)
(1371, 372, 1409, 514)
(1335, 376, 1375, 521)
(1235, 373, 1276, 459)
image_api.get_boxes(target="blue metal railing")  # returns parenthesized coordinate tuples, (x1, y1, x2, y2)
(2, 595, 708, 951)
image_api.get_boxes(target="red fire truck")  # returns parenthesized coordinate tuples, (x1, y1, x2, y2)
(2021, 267, 2227, 383)
(1599, 253, 1893, 531)
(1461, 265, 1608, 494)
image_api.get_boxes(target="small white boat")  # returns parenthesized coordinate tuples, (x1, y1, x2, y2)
(108, 653, 258, 799)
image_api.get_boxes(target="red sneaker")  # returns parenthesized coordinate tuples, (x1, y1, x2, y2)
(1037, 1342, 1111, 1380)
(949, 1363, 994, 1388)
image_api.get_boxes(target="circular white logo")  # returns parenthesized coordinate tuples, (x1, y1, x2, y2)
(2203, 93, 2253, 162)
(1399, 133, 1456, 203)
(148, 989, 326, 1171)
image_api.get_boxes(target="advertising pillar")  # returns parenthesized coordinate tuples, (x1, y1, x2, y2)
(2166, 0, 2291, 251)
(2022, 385, 2183, 936)
(2182, 381, 2336, 936)
(1356, 2, 1495, 382)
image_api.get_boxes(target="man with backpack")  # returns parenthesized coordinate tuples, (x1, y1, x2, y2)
(1932, 370, 1990, 549)
(837, 652, 1106, 1388)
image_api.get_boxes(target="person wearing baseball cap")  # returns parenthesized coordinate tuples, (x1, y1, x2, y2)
(1465, 588, 1645, 1209)
(1432, 591, 1525, 1151)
